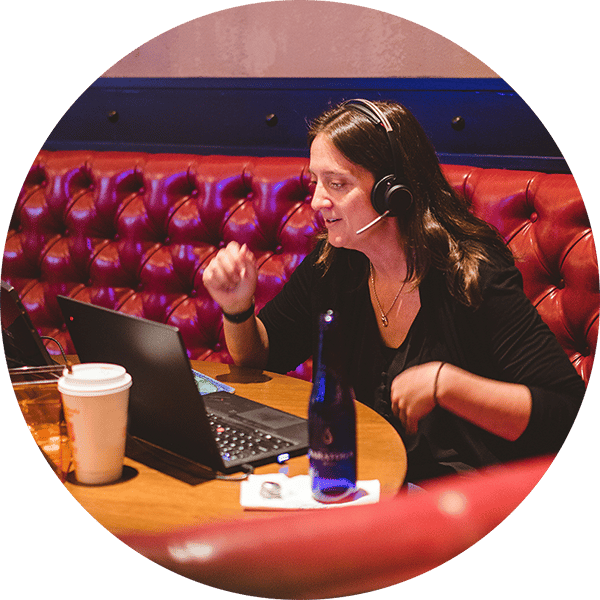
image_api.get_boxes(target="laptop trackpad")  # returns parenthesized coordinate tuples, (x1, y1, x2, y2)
(203, 392, 306, 430)
(237, 407, 302, 429)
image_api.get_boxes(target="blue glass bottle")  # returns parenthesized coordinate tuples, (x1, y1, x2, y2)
(309, 310, 357, 502)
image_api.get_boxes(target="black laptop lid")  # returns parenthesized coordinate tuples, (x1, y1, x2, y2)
(57, 295, 223, 471)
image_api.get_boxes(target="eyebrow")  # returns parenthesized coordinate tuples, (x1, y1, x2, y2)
(308, 168, 349, 178)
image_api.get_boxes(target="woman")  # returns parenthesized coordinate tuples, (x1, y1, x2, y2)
(202, 99, 585, 483)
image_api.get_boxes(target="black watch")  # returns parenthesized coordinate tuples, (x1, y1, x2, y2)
(222, 299, 255, 324)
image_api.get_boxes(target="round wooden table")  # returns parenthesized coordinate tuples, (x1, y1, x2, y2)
(20, 360, 407, 534)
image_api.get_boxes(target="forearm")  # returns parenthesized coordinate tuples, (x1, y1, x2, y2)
(223, 315, 269, 369)
(436, 363, 532, 441)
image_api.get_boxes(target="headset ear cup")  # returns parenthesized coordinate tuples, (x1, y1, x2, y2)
(371, 174, 413, 215)
(371, 175, 394, 214)
(387, 182, 414, 215)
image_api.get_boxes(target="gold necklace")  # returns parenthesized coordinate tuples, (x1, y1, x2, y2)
(369, 262, 406, 327)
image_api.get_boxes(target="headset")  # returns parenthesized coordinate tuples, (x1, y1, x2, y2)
(342, 99, 414, 231)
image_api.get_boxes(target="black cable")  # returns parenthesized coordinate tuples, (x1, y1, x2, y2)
(40, 336, 69, 365)
(40, 336, 73, 372)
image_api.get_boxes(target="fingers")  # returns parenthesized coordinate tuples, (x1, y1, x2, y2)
(405, 413, 419, 436)
(213, 244, 246, 288)
(391, 397, 417, 435)
(239, 243, 258, 281)
(205, 243, 250, 285)
(389, 363, 440, 435)
(202, 242, 257, 311)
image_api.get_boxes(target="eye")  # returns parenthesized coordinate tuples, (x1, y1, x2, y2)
(328, 181, 345, 190)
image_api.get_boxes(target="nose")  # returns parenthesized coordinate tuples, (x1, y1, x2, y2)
(310, 181, 332, 212)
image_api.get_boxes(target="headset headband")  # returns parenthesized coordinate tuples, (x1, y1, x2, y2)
(342, 98, 404, 182)
(341, 99, 413, 217)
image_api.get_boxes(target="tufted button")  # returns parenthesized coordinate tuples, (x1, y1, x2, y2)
(114, 233, 120, 241)
(451, 116, 466, 131)
(557, 278, 565, 289)
(218, 240, 226, 249)
(191, 188, 199, 197)
(164, 237, 171, 245)
(530, 212, 538, 223)
(275, 245, 283, 254)
(189, 289, 197, 298)
(139, 187, 145, 195)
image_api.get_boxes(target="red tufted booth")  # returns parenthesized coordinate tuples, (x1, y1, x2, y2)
(2, 150, 597, 384)
(3, 152, 597, 597)
(118, 455, 554, 598)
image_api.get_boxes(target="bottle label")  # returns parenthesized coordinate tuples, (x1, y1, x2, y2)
(308, 449, 355, 464)
(308, 415, 357, 502)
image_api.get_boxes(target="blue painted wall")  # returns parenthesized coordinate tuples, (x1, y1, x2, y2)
(43, 77, 568, 173)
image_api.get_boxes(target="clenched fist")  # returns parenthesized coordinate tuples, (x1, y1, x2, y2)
(202, 241, 258, 315)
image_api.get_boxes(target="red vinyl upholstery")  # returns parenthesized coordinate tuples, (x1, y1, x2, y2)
(2, 151, 598, 383)
(118, 456, 553, 598)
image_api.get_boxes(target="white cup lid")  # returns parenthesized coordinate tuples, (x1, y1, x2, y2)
(58, 363, 132, 396)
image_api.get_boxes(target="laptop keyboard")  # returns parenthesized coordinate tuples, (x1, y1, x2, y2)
(207, 411, 294, 463)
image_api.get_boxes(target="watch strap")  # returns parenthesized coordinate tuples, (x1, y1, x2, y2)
(222, 299, 255, 324)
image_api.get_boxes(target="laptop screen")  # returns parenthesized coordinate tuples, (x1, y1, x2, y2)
(1, 282, 54, 368)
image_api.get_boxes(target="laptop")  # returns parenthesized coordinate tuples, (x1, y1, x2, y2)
(2, 281, 56, 369)
(57, 295, 308, 475)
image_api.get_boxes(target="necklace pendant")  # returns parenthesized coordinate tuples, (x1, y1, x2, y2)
(381, 315, 389, 327)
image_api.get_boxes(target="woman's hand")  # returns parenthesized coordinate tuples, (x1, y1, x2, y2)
(202, 241, 269, 369)
(202, 241, 258, 314)
(389, 362, 442, 435)
(390, 362, 532, 440)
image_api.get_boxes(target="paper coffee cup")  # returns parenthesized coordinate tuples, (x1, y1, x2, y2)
(58, 363, 132, 485)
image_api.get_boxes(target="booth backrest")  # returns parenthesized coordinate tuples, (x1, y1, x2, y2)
(2, 151, 597, 383)
(117, 455, 553, 598)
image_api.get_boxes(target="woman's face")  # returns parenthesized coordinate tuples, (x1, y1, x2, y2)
(309, 133, 378, 250)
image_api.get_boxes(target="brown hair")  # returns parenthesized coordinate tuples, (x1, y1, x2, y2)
(307, 100, 513, 308)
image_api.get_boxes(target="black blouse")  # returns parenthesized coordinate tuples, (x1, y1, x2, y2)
(258, 243, 586, 483)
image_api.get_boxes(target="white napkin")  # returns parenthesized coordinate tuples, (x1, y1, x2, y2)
(240, 473, 380, 510)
